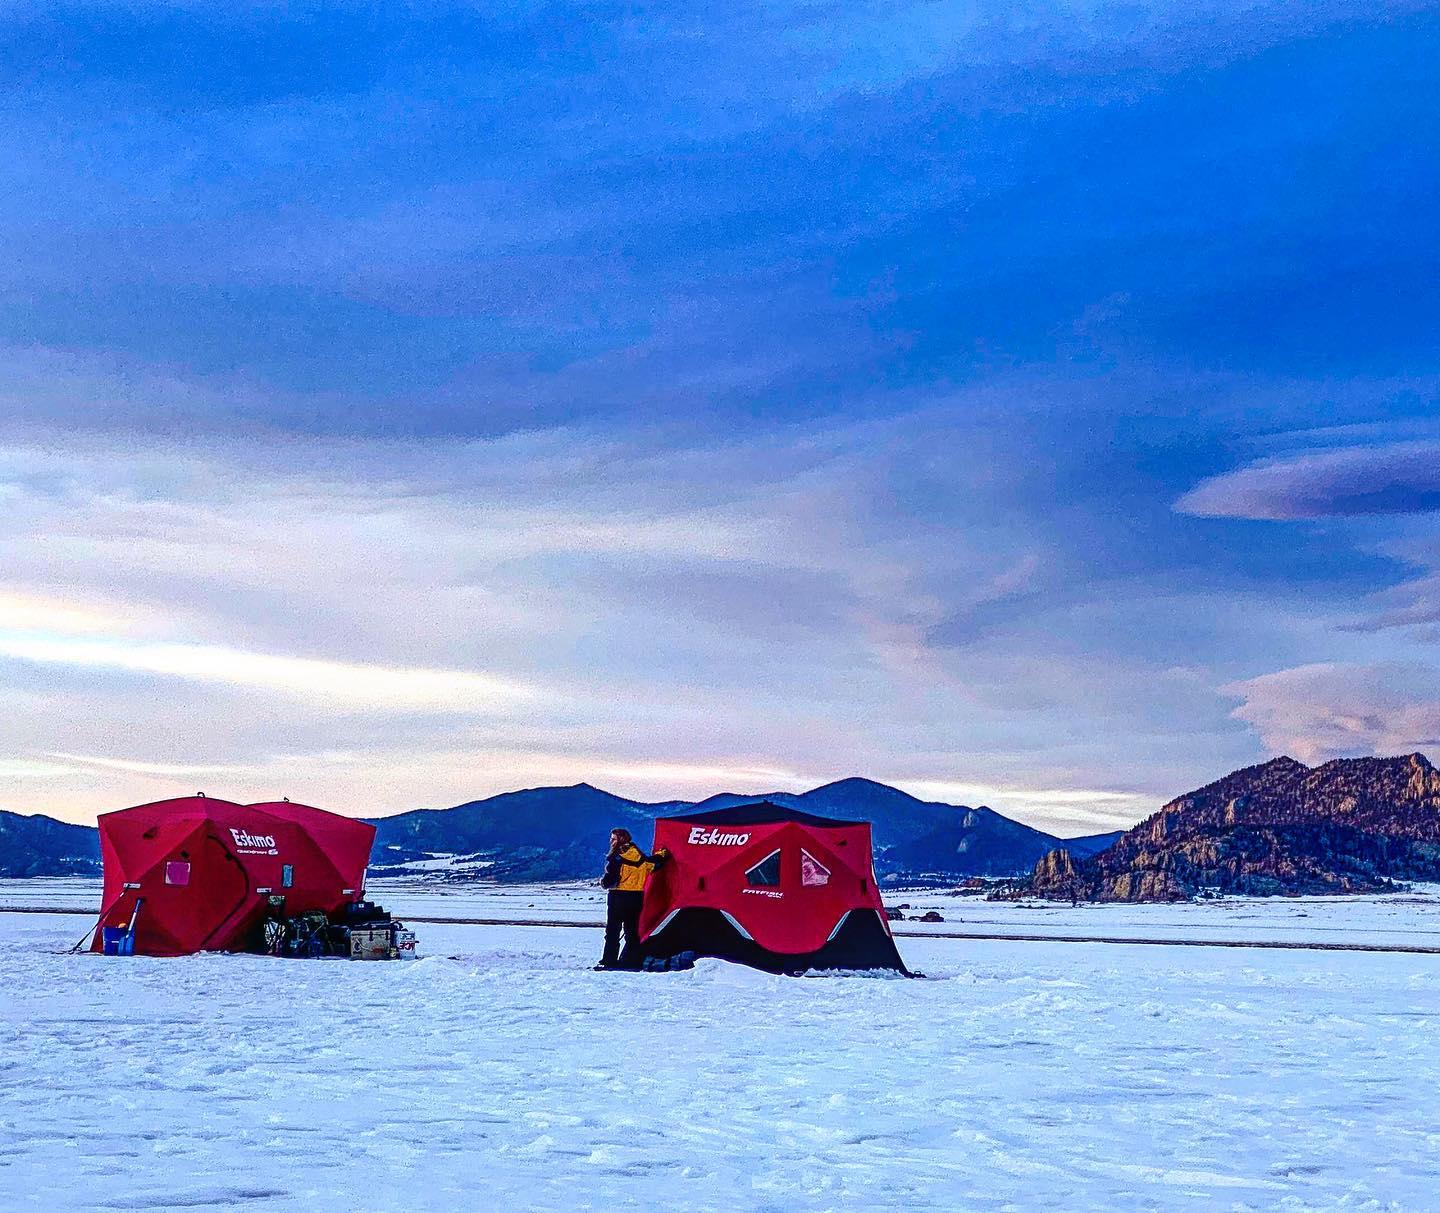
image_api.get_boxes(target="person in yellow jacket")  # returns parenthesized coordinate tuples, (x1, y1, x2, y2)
(595, 828, 667, 970)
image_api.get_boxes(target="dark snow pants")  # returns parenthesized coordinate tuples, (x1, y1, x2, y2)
(601, 890, 644, 968)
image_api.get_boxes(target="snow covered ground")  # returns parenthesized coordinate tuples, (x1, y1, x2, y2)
(4, 888, 1440, 1211)
(9, 876, 1440, 947)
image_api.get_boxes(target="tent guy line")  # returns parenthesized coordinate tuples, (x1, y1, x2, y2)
(7, 905, 1440, 955)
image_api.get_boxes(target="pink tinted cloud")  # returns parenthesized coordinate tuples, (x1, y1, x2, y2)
(1225, 662, 1440, 763)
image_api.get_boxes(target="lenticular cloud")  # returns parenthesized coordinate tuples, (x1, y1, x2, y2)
(1177, 442, 1440, 520)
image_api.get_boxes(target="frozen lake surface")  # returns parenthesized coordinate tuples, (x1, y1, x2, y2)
(8, 875, 1440, 947)
(4, 885, 1440, 1210)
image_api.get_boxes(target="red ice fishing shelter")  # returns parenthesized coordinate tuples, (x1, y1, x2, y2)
(91, 795, 375, 957)
(637, 801, 908, 974)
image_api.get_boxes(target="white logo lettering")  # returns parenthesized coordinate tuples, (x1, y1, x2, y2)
(229, 827, 278, 852)
(687, 826, 752, 846)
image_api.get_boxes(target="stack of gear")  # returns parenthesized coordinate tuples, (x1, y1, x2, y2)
(263, 900, 418, 960)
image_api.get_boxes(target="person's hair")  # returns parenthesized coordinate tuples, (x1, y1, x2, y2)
(609, 827, 633, 851)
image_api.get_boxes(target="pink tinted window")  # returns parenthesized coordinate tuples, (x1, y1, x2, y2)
(165, 860, 191, 886)
(800, 850, 831, 887)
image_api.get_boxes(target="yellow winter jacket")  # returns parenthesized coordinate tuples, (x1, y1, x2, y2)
(607, 844, 655, 892)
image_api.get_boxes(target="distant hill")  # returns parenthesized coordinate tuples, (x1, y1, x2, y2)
(724, 777, 1117, 880)
(1021, 753, 1440, 901)
(369, 784, 691, 881)
(2, 778, 1123, 885)
(0, 810, 102, 878)
(370, 776, 1119, 885)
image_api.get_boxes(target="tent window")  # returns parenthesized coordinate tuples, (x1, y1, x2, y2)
(281, 864, 294, 889)
(164, 860, 191, 887)
(800, 849, 831, 887)
(745, 849, 782, 887)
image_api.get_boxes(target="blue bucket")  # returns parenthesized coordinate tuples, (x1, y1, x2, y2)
(101, 927, 135, 957)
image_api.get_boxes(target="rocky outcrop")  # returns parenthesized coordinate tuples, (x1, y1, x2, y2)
(1029, 848, 1083, 900)
(1018, 754, 1440, 902)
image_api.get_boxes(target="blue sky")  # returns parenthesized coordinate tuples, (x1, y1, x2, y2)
(4, 1, 1440, 830)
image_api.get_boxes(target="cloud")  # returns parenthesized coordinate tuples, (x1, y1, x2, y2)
(0, 632, 536, 712)
(1177, 442, 1440, 520)
(896, 778, 1154, 836)
(7, 0, 1440, 829)
(45, 752, 259, 778)
(0, 590, 148, 635)
(0, 407, 1272, 831)
(1225, 662, 1440, 763)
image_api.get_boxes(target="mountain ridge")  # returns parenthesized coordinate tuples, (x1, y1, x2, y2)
(0, 778, 1120, 883)
(366, 776, 1120, 884)
(0, 810, 103, 878)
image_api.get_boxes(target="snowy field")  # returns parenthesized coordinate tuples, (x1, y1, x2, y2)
(8, 876, 1440, 948)
(4, 887, 1440, 1211)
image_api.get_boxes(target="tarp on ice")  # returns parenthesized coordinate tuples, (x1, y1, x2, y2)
(638, 801, 908, 974)
(91, 795, 374, 957)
